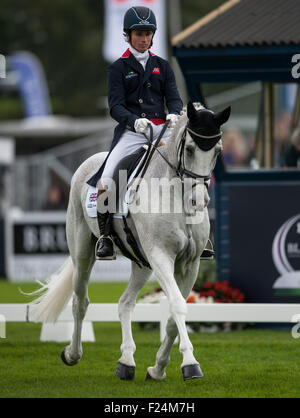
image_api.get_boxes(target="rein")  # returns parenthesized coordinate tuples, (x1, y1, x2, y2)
(148, 123, 217, 186)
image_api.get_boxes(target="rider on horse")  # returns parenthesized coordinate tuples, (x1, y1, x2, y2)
(93, 5, 182, 260)
(93, 6, 214, 261)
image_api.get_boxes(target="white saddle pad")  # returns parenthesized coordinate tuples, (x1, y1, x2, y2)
(85, 146, 148, 218)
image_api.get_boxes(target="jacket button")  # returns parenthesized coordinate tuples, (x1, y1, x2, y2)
(141, 113, 146, 117)
(147, 82, 151, 87)
(155, 113, 158, 117)
(150, 98, 154, 103)
(138, 98, 143, 103)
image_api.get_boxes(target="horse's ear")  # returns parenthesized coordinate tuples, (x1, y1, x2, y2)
(187, 101, 197, 120)
(214, 106, 231, 127)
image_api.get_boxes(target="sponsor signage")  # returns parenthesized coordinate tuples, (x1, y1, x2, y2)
(9, 51, 51, 118)
(5, 211, 131, 281)
(226, 183, 300, 303)
(272, 214, 300, 295)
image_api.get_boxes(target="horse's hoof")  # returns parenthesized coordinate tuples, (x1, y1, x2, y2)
(145, 367, 166, 381)
(61, 348, 80, 366)
(145, 372, 152, 381)
(181, 364, 204, 380)
(116, 361, 135, 380)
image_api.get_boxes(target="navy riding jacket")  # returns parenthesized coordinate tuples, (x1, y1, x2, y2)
(87, 48, 182, 187)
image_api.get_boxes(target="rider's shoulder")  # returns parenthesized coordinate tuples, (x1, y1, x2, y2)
(108, 49, 132, 71)
(150, 53, 172, 67)
(108, 57, 124, 72)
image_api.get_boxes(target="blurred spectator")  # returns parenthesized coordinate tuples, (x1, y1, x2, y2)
(222, 128, 248, 167)
(274, 111, 292, 167)
(43, 184, 66, 210)
(284, 127, 300, 168)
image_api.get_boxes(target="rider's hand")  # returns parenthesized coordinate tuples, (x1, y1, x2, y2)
(134, 118, 150, 134)
(166, 114, 179, 129)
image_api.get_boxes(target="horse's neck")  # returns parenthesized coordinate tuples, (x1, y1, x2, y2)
(146, 125, 183, 179)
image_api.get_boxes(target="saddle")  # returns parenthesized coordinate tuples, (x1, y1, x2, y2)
(112, 146, 148, 214)
(109, 146, 152, 269)
(109, 123, 169, 269)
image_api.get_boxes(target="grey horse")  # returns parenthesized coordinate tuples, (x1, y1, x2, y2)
(30, 102, 230, 381)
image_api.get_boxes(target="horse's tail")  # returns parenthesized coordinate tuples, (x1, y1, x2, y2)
(28, 256, 74, 323)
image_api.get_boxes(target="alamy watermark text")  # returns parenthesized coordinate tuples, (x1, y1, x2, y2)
(0, 54, 6, 79)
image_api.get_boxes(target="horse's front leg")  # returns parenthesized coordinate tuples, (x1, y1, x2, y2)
(147, 252, 203, 380)
(147, 259, 201, 380)
(116, 262, 152, 380)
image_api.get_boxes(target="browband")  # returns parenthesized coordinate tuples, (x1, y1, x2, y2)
(187, 127, 222, 139)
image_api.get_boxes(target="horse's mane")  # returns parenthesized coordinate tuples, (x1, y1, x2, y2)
(168, 102, 205, 142)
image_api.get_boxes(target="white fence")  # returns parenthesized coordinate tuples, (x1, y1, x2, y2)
(1, 299, 300, 342)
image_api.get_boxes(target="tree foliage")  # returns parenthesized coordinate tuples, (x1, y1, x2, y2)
(0, 0, 225, 117)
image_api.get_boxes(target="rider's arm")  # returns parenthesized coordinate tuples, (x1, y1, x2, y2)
(107, 64, 138, 131)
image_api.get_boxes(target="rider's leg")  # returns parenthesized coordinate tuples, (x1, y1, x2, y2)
(95, 130, 150, 260)
(95, 186, 115, 260)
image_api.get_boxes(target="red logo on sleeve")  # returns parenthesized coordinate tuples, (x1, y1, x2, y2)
(152, 67, 160, 74)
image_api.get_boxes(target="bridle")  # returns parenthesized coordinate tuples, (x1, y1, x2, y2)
(147, 122, 222, 187)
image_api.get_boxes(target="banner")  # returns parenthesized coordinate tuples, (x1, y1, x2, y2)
(9, 51, 51, 118)
(0, 53, 5, 78)
(5, 211, 131, 281)
(103, 0, 167, 63)
(227, 183, 300, 303)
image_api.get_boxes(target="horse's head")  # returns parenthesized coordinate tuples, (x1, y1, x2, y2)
(181, 101, 231, 177)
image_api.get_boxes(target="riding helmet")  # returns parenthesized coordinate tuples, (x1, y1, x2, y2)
(123, 6, 157, 33)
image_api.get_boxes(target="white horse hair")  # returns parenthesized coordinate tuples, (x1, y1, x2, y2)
(29, 102, 230, 380)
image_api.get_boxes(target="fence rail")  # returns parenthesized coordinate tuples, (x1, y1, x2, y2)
(1, 300, 300, 342)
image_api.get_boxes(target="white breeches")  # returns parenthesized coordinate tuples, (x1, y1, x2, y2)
(101, 122, 171, 182)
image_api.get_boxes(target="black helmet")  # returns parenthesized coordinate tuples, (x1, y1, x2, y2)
(123, 6, 157, 33)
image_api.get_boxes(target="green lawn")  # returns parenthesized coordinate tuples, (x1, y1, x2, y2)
(0, 280, 300, 398)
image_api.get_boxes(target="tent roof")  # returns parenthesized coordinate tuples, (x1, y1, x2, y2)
(172, 0, 300, 48)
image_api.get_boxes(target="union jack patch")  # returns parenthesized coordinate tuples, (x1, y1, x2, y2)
(89, 192, 98, 202)
(152, 67, 160, 74)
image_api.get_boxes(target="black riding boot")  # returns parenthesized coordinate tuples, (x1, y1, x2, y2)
(200, 239, 215, 260)
(95, 211, 116, 260)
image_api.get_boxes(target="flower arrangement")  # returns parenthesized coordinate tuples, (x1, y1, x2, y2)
(191, 280, 245, 304)
(187, 281, 245, 332)
(138, 279, 246, 332)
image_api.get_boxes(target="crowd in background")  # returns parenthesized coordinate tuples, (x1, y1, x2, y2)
(222, 110, 300, 169)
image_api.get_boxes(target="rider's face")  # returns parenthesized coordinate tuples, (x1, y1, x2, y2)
(128, 30, 153, 53)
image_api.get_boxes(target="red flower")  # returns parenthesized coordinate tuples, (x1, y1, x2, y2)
(195, 281, 245, 304)
(203, 282, 213, 289)
(187, 295, 196, 303)
(207, 290, 216, 297)
(237, 294, 245, 303)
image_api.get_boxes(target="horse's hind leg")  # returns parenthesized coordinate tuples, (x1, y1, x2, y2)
(61, 220, 95, 366)
(146, 316, 177, 380)
(116, 262, 152, 380)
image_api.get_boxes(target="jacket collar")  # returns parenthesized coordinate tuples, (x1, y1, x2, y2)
(121, 48, 157, 79)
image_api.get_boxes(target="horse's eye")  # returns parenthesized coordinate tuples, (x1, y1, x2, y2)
(186, 145, 194, 156)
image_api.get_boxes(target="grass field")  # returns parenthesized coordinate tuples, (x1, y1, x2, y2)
(1, 280, 300, 398)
